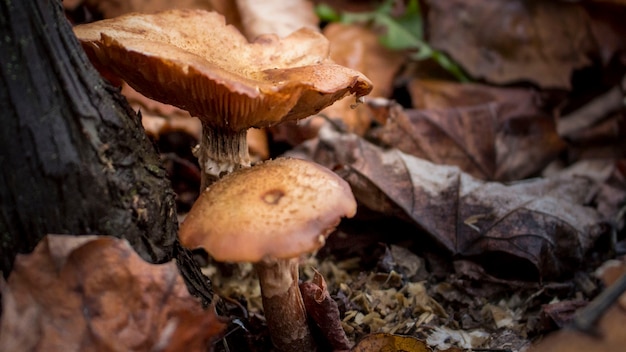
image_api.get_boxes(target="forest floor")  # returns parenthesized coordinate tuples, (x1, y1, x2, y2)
(61, 0, 626, 351)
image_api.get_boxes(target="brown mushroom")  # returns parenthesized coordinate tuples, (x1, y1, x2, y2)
(178, 157, 357, 351)
(73, 9, 373, 189)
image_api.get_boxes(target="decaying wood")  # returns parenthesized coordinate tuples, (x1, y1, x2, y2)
(0, 0, 212, 303)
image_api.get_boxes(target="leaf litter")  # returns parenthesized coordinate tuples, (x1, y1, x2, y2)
(0, 235, 228, 352)
(34, 0, 626, 351)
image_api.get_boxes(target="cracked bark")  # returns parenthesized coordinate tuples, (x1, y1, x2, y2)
(0, 0, 212, 304)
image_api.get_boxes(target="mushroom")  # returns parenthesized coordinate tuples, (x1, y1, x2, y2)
(73, 9, 372, 189)
(178, 157, 357, 351)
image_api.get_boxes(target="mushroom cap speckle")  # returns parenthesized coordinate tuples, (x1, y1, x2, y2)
(178, 157, 357, 262)
(73, 9, 373, 132)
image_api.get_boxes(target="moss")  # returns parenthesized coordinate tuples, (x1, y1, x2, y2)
(145, 163, 164, 177)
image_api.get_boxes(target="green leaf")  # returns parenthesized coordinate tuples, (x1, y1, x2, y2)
(375, 15, 423, 51)
(315, 0, 470, 82)
(315, 3, 342, 23)
(393, 0, 424, 40)
(340, 11, 376, 25)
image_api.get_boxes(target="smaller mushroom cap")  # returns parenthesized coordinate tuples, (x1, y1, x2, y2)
(179, 157, 357, 262)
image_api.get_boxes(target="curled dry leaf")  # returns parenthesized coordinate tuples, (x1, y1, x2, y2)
(0, 235, 228, 352)
(290, 125, 608, 279)
(425, 0, 596, 89)
(73, 9, 372, 132)
(299, 270, 352, 351)
(369, 79, 566, 181)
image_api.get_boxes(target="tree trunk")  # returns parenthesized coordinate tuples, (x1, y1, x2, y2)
(0, 0, 212, 302)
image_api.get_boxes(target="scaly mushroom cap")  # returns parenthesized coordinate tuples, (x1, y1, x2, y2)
(73, 9, 373, 131)
(178, 157, 357, 262)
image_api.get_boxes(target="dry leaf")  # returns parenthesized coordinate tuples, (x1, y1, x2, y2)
(324, 23, 405, 100)
(408, 78, 542, 112)
(426, 327, 490, 351)
(537, 300, 588, 331)
(352, 333, 431, 352)
(300, 270, 352, 351)
(556, 76, 626, 161)
(74, 9, 372, 132)
(368, 79, 566, 181)
(269, 22, 405, 145)
(594, 159, 626, 226)
(583, 2, 626, 64)
(235, 0, 319, 40)
(0, 235, 228, 352)
(122, 82, 203, 139)
(320, 22, 406, 135)
(246, 127, 270, 162)
(63, 0, 84, 11)
(425, 0, 596, 89)
(290, 125, 608, 279)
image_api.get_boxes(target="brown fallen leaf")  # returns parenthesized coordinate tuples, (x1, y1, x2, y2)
(408, 78, 544, 112)
(269, 22, 405, 145)
(300, 269, 352, 351)
(62, 0, 84, 11)
(246, 127, 270, 162)
(425, 0, 596, 89)
(594, 159, 626, 226)
(319, 22, 406, 136)
(556, 75, 626, 161)
(325, 23, 405, 100)
(121, 82, 202, 139)
(537, 299, 589, 332)
(0, 235, 228, 352)
(583, 2, 626, 64)
(235, 0, 319, 40)
(289, 125, 610, 279)
(544, 159, 626, 226)
(351, 332, 431, 352)
(370, 80, 566, 181)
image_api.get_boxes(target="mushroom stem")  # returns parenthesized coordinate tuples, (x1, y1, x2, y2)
(198, 123, 250, 190)
(254, 258, 316, 352)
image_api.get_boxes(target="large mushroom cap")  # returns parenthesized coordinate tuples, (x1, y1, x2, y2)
(179, 157, 357, 262)
(73, 9, 373, 131)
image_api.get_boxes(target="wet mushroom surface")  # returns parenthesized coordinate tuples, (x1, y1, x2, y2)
(179, 157, 357, 351)
(73, 9, 372, 188)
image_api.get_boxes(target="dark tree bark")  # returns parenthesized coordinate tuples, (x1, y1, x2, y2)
(0, 0, 212, 302)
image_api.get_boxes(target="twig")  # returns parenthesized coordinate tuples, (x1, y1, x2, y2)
(570, 271, 626, 335)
